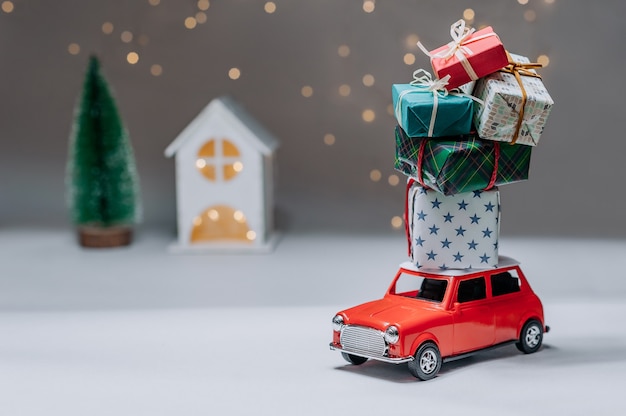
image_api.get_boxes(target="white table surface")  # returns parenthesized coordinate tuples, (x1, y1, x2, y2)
(1, 229, 625, 415)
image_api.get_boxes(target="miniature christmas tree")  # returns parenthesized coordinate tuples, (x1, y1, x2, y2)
(66, 56, 141, 247)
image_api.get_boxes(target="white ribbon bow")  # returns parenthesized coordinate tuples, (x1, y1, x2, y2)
(395, 69, 483, 137)
(395, 69, 451, 137)
(417, 19, 497, 82)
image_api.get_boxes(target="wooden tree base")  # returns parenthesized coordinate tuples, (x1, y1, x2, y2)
(78, 226, 133, 248)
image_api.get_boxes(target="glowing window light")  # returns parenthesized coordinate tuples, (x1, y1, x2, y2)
(127, 52, 139, 64)
(196, 12, 207, 23)
(537, 55, 550, 67)
(338, 45, 350, 58)
(233, 211, 246, 222)
(301, 86, 313, 97)
(338, 84, 351, 96)
(362, 0, 375, 13)
(388, 174, 400, 186)
(323, 134, 336, 146)
(264, 2, 276, 13)
(121, 31, 133, 43)
(185, 17, 197, 29)
(405, 34, 419, 49)
(362, 109, 375, 123)
(362, 74, 375, 87)
(524, 10, 536, 22)
(228, 67, 241, 80)
(404, 53, 416, 65)
(208, 209, 219, 220)
(391, 216, 403, 229)
(68, 43, 80, 55)
(102, 22, 114, 35)
(197, 0, 210, 10)
(1, 1, 14, 13)
(370, 169, 382, 182)
(246, 231, 257, 241)
(463, 8, 475, 21)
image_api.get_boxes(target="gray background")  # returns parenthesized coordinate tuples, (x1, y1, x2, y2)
(1, 0, 624, 237)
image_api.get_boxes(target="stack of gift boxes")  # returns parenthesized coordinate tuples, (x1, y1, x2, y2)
(392, 19, 554, 270)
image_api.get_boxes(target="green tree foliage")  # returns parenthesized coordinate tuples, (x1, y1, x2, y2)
(66, 56, 141, 227)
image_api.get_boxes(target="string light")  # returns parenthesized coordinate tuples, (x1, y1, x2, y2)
(246, 231, 257, 241)
(138, 35, 149, 46)
(544, 0, 554, 3)
(517, 0, 528, 4)
(338, 45, 350, 57)
(387, 104, 394, 116)
(195, 12, 207, 23)
(68, 43, 80, 55)
(197, 0, 210, 10)
(301, 86, 313, 97)
(370, 169, 382, 182)
(362, 74, 375, 87)
(233, 211, 246, 222)
(208, 209, 219, 220)
(338, 84, 351, 96)
(102, 22, 114, 35)
(185, 17, 197, 29)
(148, 0, 160, 5)
(228, 67, 241, 80)
(233, 161, 244, 172)
(362, 109, 375, 122)
(403, 53, 416, 65)
(1, 1, 14, 13)
(323, 134, 336, 145)
(388, 174, 400, 186)
(463, 8, 475, 21)
(121, 31, 133, 43)
(537, 54, 550, 67)
(362, 0, 375, 13)
(405, 34, 419, 49)
(524, 10, 536, 22)
(264, 2, 276, 13)
(150, 64, 163, 76)
(391, 216, 403, 229)
(127, 52, 139, 64)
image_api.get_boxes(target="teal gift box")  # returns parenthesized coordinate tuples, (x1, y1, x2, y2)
(392, 83, 474, 138)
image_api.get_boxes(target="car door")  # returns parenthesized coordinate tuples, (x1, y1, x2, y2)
(452, 275, 495, 354)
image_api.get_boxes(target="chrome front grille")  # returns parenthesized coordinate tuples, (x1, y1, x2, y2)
(340, 325, 387, 357)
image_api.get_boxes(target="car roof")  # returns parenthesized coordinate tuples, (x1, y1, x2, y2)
(399, 256, 519, 277)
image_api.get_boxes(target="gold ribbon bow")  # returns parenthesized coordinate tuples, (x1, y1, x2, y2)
(499, 52, 543, 144)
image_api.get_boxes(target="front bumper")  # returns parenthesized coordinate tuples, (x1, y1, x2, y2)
(329, 342, 414, 364)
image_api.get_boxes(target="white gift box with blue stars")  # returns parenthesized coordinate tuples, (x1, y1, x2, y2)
(407, 183, 500, 270)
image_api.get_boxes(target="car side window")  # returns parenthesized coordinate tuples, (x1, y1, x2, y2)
(490, 270, 521, 297)
(457, 277, 486, 303)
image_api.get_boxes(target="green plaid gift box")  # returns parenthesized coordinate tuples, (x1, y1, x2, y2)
(394, 126, 531, 196)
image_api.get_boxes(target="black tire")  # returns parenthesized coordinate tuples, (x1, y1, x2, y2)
(516, 319, 543, 354)
(408, 342, 442, 381)
(341, 352, 368, 365)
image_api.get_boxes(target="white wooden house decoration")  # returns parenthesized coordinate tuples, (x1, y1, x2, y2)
(164, 96, 279, 252)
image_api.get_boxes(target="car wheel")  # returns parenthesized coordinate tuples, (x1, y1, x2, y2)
(516, 319, 543, 354)
(408, 342, 442, 381)
(341, 352, 368, 365)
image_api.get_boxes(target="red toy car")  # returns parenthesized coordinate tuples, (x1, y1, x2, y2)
(330, 257, 548, 380)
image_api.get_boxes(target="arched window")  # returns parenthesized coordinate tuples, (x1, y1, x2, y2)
(195, 138, 243, 182)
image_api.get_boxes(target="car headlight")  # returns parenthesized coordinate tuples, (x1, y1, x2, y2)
(332, 315, 344, 332)
(384, 325, 399, 344)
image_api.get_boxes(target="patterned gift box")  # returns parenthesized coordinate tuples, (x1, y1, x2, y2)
(473, 53, 554, 146)
(418, 20, 509, 91)
(405, 180, 500, 270)
(392, 80, 474, 138)
(394, 126, 531, 196)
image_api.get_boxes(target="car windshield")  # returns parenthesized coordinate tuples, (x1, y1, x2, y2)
(393, 272, 448, 303)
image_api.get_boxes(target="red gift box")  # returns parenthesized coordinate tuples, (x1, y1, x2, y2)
(418, 20, 509, 91)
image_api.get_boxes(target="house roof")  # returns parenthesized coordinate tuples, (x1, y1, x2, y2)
(164, 96, 280, 158)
